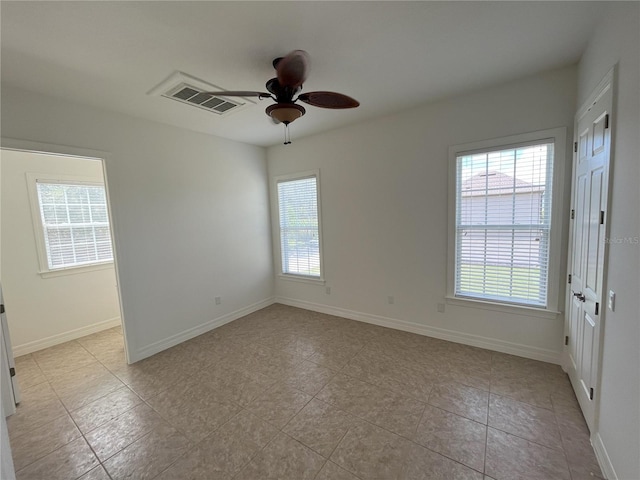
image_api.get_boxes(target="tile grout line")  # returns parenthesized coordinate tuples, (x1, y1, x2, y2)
(148, 406, 255, 480)
(16, 373, 105, 480)
(311, 377, 489, 476)
(483, 379, 491, 475)
(30, 335, 185, 479)
(12, 308, 592, 480)
(229, 421, 282, 480)
(551, 399, 604, 480)
(312, 350, 508, 476)
(52, 378, 115, 480)
(12, 341, 127, 479)
(314, 426, 365, 480)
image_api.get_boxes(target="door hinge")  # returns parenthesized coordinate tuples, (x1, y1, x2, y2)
(571, 209, 575, 220)
(565, 335, 569, 346)
(9, 367, 15, 377)
(604, 114, 609, 129)
(589, 387, 594, 400)
(568, 274, 572, 284)
(595, 302, 600, 315)
(0, 304, 4, 314)
(574, 141, 578, 153)
(600, 211, 605, 225)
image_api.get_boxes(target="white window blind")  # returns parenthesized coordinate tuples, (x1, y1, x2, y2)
(277, 176, 321, 277)
(455, 141, 554, 307)
(36, 182, 114, 270)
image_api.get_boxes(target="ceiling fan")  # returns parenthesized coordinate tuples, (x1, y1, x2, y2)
(205, 50, 359, 144)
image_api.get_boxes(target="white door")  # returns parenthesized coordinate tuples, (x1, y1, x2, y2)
(565, 71, 613, 431)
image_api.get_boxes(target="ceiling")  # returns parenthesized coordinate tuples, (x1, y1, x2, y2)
(1, 1, 606, 147)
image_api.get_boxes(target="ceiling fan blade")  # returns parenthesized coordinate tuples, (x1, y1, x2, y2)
(297, 91, 360, 109)
(276, 50, 310, 88)
(204, 91, 272, 99)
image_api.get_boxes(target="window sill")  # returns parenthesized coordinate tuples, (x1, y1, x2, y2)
(39, 261, 114, 279)
(277, 273, 325, 285)
(445, 295, 561, 319)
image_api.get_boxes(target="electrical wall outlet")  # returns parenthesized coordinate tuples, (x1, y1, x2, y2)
(326, 286, 331, 295)
(215, 296, 221, 305)
(387, 296, 395, 305)
(437, 303, 445, 313)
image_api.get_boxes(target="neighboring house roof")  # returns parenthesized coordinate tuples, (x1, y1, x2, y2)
(462, 171, 544, 196)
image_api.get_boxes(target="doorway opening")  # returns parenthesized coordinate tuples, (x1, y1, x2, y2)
(0, 145, 129, 412)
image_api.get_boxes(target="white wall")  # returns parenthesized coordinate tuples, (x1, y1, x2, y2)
(1, 150, 121, 354)
(577, 3, 640, 479)
(268, 66, 577, 363)
(1, 86, 274, 362)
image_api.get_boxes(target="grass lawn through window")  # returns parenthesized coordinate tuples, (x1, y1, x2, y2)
(458, 264, 543, 305)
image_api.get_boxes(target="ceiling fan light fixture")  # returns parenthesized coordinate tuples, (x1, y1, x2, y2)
(266, 103, 305, 125)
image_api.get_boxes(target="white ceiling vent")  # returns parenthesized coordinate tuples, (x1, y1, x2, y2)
(148, 71, 255, 116)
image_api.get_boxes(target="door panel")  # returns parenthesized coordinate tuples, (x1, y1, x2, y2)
(573, 175, 587, 280)
(592, 113, 607, 155)
(586, 169, 604, 293)
(579, 311, 596, 394)
(568, 296, 580, 371)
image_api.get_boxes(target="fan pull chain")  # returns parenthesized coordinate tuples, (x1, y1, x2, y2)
(284, 124, 292, 145)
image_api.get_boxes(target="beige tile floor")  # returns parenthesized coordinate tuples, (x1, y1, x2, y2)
(7, 304, 604, 480)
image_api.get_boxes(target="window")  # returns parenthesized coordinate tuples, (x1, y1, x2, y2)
(33, 180, 113, 272)
(276, 173, 322, 279)
(448, 129, 565, 310)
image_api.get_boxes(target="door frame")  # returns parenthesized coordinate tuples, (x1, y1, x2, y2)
(0, 137, 132, 364)
(1, 282, 19, 415)
(563, 65, 616, 432)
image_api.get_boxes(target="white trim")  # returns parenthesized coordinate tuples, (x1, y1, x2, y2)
(277, 273, 325, 285)
(592, 432, 617, 480)
(275, 297, 561, 364)
(129, 297, 276, 363)
(12, 317, 121, 357)
(445, 295, 561, 320)
(39, 262, 114, 279)
(447, 127, 567, 313)
(1, 138, 109, 161)
(576, 68, 615, 121)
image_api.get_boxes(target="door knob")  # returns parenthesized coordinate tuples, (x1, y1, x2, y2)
(573, 292, 586, 302)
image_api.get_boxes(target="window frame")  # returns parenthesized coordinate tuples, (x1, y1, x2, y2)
(272, 170, 325, 284)
(26, 172, 115, 278)
(446, 128, 566, 318)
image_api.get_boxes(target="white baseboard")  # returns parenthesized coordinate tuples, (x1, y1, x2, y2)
(130, 297, 276, 363)
(276, 297, 561, 364)
(13, 317, 122, 357)
(592, 432, 617, 480)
